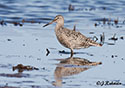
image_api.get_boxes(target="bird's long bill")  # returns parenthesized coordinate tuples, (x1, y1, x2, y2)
(43, 19, 56, 27)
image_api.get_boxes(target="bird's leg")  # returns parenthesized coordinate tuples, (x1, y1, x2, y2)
(70, 49, 74, 57)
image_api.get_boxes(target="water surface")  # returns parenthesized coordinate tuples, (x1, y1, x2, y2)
(0, 0, 125, 88)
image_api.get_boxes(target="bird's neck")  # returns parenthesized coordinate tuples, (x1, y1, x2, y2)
(55, 22, 64, 32)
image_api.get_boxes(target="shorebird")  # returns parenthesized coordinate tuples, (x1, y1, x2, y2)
(43, 15, 102, 57)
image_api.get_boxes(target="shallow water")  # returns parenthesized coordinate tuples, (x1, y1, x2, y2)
(0, 0, 125, 88)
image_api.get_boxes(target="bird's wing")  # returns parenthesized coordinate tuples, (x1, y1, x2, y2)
(62, 28, 101, 47)
(62, 28, 86, 42)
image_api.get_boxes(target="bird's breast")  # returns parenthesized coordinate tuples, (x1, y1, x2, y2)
(55, 29, 71, 49)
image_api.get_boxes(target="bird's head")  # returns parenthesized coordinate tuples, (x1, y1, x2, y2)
(43, 15, 64, 27)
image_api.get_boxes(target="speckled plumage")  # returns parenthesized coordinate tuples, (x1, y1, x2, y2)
(43, 15, 102, 56)
(55, 26, 100, 49)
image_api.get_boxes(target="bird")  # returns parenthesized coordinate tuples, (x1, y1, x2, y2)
(43, 15, 102, 57)
(52, 56, 102, 86)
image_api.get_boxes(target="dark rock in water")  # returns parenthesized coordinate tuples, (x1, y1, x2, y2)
(101, 7, 106, 10)
(120, 36, 124, 40)
(89, 32, 94, 34)
(94, 23, 98, 27)
(68, 4, 75, 11)
(7, 39, 11, 41)
(107, 43, 115, 45)
(92, 17, 124, 28)
(0, 20, 4, 25)
(109, 34, 118, 41)
(89, 7, 95, 11)
(13, 64, 39, 73)
(36, 38, 38, 40)
(109, 37, 118, 41)
(114, 19, 118, 25)
(22, 44, 25, 46)
(19, 23, 23, 26)
(46, 48, 50, 56)
(115, 55, 118, 57)
(103, 18, 106, 24)
(100, 32, 105, 45)
(13, 22, 19, 26)
(0, 20, 6, 26)
(111, 55, 118, 58)
(111, 55, 114, 58)
(116, 25, 122, 28)
(42, 67, 45, 70)
(59, 50, 66, 53)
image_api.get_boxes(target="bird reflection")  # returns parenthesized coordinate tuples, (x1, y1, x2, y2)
(52, 56, 102, 87)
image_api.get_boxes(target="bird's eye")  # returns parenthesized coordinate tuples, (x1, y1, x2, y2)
(55, 17, 58, 20)
(55, 16, 59, 20)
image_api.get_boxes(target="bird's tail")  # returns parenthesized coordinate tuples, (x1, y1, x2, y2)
(89, 40, 102, 47)
(90, 42, 102, 47)
(87, 62, 102, 66)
